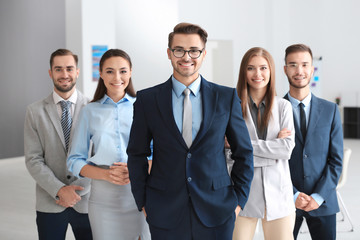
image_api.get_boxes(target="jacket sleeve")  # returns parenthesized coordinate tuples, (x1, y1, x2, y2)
(251, 100, 295, 167)
(225, 89, 254, 209)
(127, 93, 152, 211)
(24, 106, 65, 199)
(312, 104, 343, 200)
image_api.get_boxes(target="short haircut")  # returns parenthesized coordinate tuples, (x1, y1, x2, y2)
(50, 49, 78, 68)
(284, 44, 313, 63)
(168, 22, 208, 48)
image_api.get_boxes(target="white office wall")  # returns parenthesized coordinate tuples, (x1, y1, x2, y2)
(113, 0, 179, 91)
(66, 0, 117, 99)
(2, 0, 360, 159)
(71, 0, 360, 104)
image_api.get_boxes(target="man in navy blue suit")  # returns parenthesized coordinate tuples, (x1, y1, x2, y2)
(284, 44, 343, 240)
(127, 23, 254, 240)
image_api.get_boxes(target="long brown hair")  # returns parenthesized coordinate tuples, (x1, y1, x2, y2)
(91, 49, 136, 102)
(236, 47, 276, 130)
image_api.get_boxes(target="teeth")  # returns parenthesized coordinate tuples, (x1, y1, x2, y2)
(181, 63, 192, 66)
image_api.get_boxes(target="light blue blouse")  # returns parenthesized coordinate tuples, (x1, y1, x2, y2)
(67, 94, 135, 178)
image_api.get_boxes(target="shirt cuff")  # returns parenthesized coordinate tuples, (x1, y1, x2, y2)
(71, 160, 88, 178)
(294, 191, 300, 202)
(311, 193, 324, 206)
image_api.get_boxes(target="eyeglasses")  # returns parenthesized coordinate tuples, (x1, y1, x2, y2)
(286, 63, 311, 69)
(170, 48, 205, 59)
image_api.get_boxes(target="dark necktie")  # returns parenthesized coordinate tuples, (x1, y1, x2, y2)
(299, 102, 307, 140)
(60, 100, 72, 151)
(182, 88, 192, 148)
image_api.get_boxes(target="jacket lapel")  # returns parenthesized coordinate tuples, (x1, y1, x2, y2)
(156, 78, 187, 148)
(284, 93, 304, 144)
(305, 95, 322, 145)
(44, 94, 66, 149)
(191, 78, 217, 148)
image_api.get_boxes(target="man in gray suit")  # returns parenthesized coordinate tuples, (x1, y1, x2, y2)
(24, 49, 92, 240)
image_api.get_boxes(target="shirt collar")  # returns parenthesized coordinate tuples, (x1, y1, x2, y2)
(249, 95, 266, 108)
(171, 75, 201, 98)
(287, 92, 312, 107)
(53, 90, 77, 104)
(99, 93, 135, 104)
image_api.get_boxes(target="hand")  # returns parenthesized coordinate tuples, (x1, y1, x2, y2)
(303, 197, 320, 212)
(55, 185, 83, 208)
(235, 205, 241, 218)
(224, 136, 230, 149)
(142, 207, 147, 218)
(277, 128, 292, 139)
(107, 162, 130, 185)
(295, 192, 311, 210)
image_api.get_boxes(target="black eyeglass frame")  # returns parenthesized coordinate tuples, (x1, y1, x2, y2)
(169, 48, 205, 59)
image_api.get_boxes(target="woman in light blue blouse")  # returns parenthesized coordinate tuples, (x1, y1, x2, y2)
(67, 49, 150, 240)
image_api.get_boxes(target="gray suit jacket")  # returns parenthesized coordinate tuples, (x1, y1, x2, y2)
(24, 90, 90, 213)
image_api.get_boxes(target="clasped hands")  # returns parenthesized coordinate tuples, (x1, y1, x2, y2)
(295, 192, 319, 212)
(104, 162, 130, 185)
(56, 185, 83, 208)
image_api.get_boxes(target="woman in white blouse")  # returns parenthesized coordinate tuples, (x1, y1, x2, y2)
(67, 49, 150, 240)
(227, 47, 295, 240)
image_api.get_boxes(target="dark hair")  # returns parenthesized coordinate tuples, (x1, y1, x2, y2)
(285, 44, 313, 63)
(91, 49, 136, 102)
(50, 49, 78, 68)
(168, 22, 208, 48)
(237, 47, 276, 131)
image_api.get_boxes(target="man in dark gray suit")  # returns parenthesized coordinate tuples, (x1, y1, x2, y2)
(24, 49, 92, 240)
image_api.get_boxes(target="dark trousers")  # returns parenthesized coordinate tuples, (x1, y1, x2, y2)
(149, 201, 235, 240)
(293, 210, 336, 240)
(36, 208, 92, 240)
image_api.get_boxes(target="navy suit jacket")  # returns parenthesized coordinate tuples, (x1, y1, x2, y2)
(127, 76, 253, 229)
(285, 94, 343, 216)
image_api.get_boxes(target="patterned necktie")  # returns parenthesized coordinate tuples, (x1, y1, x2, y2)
(60, 100, 72, 151)
(299, 102, 307, 140)
(182, 88, 192, 148)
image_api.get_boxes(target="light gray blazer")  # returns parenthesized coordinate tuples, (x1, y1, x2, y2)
(227, 96, 295, 220)
(24, 90, 90, 213)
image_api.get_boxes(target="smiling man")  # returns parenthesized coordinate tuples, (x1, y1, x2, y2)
(127, 23, 254, 240)
(283, 44, 343, 240)
(24, 49, 92, 239)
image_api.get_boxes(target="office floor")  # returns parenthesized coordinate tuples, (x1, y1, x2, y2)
(0, 139, 359, 240)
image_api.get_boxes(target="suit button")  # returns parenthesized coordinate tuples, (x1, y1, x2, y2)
(187, 153, 192, 159)
(304, 154, 308, 158)
(67, 175, 71, 179)
(187, 177, 192, 182)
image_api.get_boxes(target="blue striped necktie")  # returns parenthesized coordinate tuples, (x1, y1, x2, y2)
(60, 100, 72, 151)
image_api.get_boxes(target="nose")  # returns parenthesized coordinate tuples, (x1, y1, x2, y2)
(115, 71, 121, 81)
(255, 68, 262, 76)
(60, 69, 69, 78)
(182, 51, 191, 61)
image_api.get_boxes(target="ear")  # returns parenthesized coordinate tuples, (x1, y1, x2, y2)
(167, 48, 171, 60)
(283, 65, 287, 74)
(48, 69, 52, 78)
(76, 68, 80, 78)
(202, 49, 207, 58)
(311, 65, 315, 77)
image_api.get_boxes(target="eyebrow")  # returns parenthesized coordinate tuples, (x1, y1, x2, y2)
(104, 67, 128, 70)
(54, 66, 75, 69)
(247, 64, 268, 67)
(288, 61, 310, 64)
(172, 46, 202, 50)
